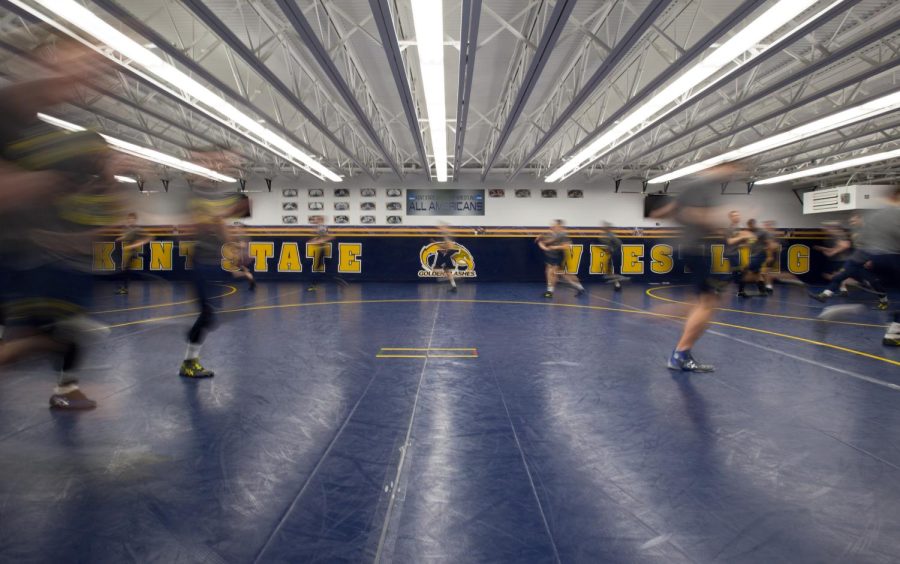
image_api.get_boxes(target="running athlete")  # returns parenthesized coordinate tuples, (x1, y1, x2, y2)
(597, 221, 625, 291)
(178, 196, 246, 379)
(815, 218, 860, 296)
(0, 63, 122, 409)
(229, 222, 256, 291)
(745, 219, 771, 297)
(433, 222, 458, 292)
(819, 189, 900, 345)
(723, 210, 742, 274)
(812, 212, 889, 310)
(115, 212, 152, 294)
(536, 219, 584, 298)
(306, 218, 334, 291)
(650, 163, 743, 372)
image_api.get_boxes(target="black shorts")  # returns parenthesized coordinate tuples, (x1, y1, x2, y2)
(747, 253, 766, 273)
(544, 251, 564, 266)
(683, 253, 717, 295)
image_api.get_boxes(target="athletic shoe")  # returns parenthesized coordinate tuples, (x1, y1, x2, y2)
(839, 288, 849, 297)
(877, 297, 889, 311)
(179, 359, 214, 379)
(810, 291, 830, 303)
(115, 287, 128, 295)
(575, 288, 585, 297)
(667, 354, 715, 373)
(49, 388, 97, 410)
(737, 290, 749, 298)
(614, 282, 622, 291)
(306, 284, 317, 292)
(248, 280, 257, 292)
(448, 285, 458, 293)
(884, 335, 900, 347)
(543, 291, 553, 299)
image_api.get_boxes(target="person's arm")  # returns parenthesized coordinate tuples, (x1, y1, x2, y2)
(726, 231, 752, 246)
(816, 239, 850, 257)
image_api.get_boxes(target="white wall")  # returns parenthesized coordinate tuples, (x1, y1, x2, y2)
(123, 172, 827, 228)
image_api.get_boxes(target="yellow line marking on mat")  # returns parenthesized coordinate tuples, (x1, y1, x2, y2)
(645, 285, 885, 328)
(104, 297, 899, 368)
(380, 347, 477, 351)
(92, 284, 238, 314)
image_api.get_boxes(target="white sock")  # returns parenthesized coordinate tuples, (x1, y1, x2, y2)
(887, 322, 900, 336)
(574, 282, 584, 290)
(449, 278, 456, 287)
(547, 286, 554, 292)
(185, 343, 202, 361)
(822, 289, 834, 297)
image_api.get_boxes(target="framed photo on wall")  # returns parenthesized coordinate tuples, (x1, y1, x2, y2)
(386, 188, 402, 197)
(308, 202, 324, 211)
(334, 215, 350, 224)
(361, 188, 376, 197)
(489, 189, 505, 198)
(282, 188, 298, 198)
(387, 215, 402, 224)
(360, 215, 376, 224)
(282, 215, 298, 224)
(515, 189, 531, 198)
(334, 188, 349, 198)
(361, 202, 376, 210)
(308, 188, 323, 198)
(567, 189, 583, 198)
(386, 202, 402, 211)
(282, 202, 298, 211)
(308, 215, 324, 224)
(541, 189, 557, 198)
(334, 202, 349, 211)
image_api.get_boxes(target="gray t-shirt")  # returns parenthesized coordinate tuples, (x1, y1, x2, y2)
(860, 207, 900, 254)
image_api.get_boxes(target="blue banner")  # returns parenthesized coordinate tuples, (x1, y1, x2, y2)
(95, 234, 830, 283)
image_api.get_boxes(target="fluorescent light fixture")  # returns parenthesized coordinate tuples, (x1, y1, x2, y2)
(756, 146, 900, 185)
(38, 112, 237, 182)
(114, 175, 138, 183)
(545, 0, 830, 182)
(649, 90, 900, 184)
(410, 0, 448, 182)
(12, 0, 342, 182)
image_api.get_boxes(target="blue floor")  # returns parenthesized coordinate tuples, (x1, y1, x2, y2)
(1, 280, 899, 563)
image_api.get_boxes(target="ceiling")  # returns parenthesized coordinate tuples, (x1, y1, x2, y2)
(0, 0, 898, 187)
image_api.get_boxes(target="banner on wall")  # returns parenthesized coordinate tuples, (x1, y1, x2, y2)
(406, 189, 485, 216)
(94, 235, 826, 283)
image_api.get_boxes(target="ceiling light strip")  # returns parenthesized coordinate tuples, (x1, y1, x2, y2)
(756, 146, 900, 185)
(38, 112, 236, 182)
(11, 0, 341, 182)
(649, 90, 900, 184)
(410, 0, 448, 182)
(545, 0, 831, 182)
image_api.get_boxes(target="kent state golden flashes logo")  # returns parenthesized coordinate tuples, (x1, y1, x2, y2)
(418, 242, 477, 278)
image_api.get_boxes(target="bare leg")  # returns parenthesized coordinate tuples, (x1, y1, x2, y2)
(676, 292, 719, 351)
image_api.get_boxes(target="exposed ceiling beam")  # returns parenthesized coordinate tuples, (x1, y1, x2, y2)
(506, 0, 677, 180)
(614, 0, 868, 169)
(90, 0, 324, 159)
(368, 0, 429, 178)
(179, 0, 376, 178)
(647, 56, 900, 170)
(480, 0, 578, 179)
(274, 0, 402, 178)
(453, 0, 482, 180)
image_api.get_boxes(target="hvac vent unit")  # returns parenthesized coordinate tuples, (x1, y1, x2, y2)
(802, 185, 895, 214)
